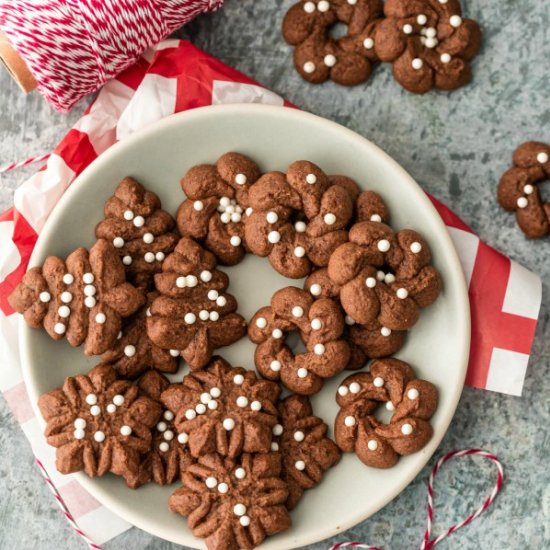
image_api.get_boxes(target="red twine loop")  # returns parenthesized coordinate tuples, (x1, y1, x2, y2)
(35, 449, 503, 550)
(330, 449, 504, 550)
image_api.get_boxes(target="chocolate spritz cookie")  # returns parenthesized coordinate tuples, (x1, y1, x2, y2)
(177, 152, 261, 265)
(160, 357, 281, 458)
(100, 292, 179, 379)
(95, 177, 179, 288)
(136, 370, 195, 486)
(273, 394, 341, 509)
(169, 452, 291, 550)
(327, 220, 441, 331)
(9, 239, 145, 355)
(304, 267, 406, 363)
(249, 286, 350, 395)
(334, 358, 438, 468)
(38, 364, 162, 488)
(147, 237, 247, 370)
(245, 160, 358, 278)
(375, 0, 482, 93)
(497, 141, 550, 239)
(282, 0, 383, 86)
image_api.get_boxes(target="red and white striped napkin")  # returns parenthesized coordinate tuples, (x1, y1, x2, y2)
(0, 40, 541, 544)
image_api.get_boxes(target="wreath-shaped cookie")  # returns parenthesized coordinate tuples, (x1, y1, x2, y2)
(334, 358, 438, 468)
(248, 287, 350, 395)
(160, 358, 281, 458)
(497, 141, 550, 239)
(244, 160, 357, 278)
(374, 0, 482, 94)
(37, 364, 162, 488)
(327, 221, 441, 330)
(283, 0, 383, 85)
(169, 453, 291, 550)
(147, 237, 247, 370)
(176, 152, 261, 265)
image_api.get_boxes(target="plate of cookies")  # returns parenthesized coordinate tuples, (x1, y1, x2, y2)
(15, 104, 470, 550)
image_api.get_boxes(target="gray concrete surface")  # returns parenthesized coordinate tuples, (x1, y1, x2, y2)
(0, 0, 549, 548)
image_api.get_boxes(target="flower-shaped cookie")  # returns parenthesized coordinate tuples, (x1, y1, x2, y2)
(95, 177, 179, 288)
(100, 292, 178, 379)
(137, 370, 195, 485)
(304, 267, 407, 364)
(282, 0, 383, 86)
(37, 364, 162, 487)
(375, 0, 482, 93)
(497, 141, 550, 239)
(334, 358, 438, 468)
(273, 394, 341, 509)
(147, 237, 247, 370)
(160, 358, 281, 458)
(245, 161, 357, 278)
(8, 239, 145, 356)
(169, 453, 291, 550)
(327, 222, 441, 330)
(249, 287, 350, 395)
(176, 152, 261, 265)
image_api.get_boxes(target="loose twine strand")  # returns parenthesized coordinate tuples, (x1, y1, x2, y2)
(0, 153, 50, 174)
(34, 449, 503, 550)
(0, 0, 223, 111)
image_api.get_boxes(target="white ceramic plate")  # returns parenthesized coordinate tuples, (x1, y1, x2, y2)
(20, 104, 470, 549)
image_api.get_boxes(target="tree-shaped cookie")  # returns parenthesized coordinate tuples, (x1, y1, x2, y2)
(9, 239, 145, 356)
(95, 177, 179, 288)
(147, 237, 247, 370)
(100, 292, 179, 379)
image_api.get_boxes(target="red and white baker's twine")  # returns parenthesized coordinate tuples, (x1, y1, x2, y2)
(35, 449, 502, 550)
(35, 458, 102, 550)
(0, 0, 224, 112)
(0, 154, 50, 174)
(330, 449, 504, 550)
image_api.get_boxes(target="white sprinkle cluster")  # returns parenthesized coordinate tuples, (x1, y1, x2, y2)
(217, 196, 244, 224)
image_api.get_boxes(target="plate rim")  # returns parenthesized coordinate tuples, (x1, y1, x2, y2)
(19, 103, 471, 549)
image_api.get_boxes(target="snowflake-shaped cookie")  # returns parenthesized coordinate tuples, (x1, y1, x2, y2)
(160, 358, 281, 458)
(37, 364, 162, 488)
(169, 453, 291, 550)
(273, 394, 341, 509)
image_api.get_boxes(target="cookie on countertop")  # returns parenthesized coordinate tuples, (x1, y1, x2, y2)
(37, 363, 162, 488)
(273, 394, 341, 510)
(136, 370, 195, 486)
(334, 358, 438, 468)
(497, 141, 550, 239)
(176, 152, 261, 265)
(282, 0, 384, 86)
(245, 160, 357, 278)
(8, 239, 145, 356)
(95, 177, 179, 288)
(169, 452, 291, 550)
(147, 237, 247, 371)
(160, 357, 281, 458)
(374, 0, 482, 94)
(248, 286, 350, 395)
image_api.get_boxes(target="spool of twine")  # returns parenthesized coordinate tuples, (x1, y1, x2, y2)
(0, 0, 223, 111)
